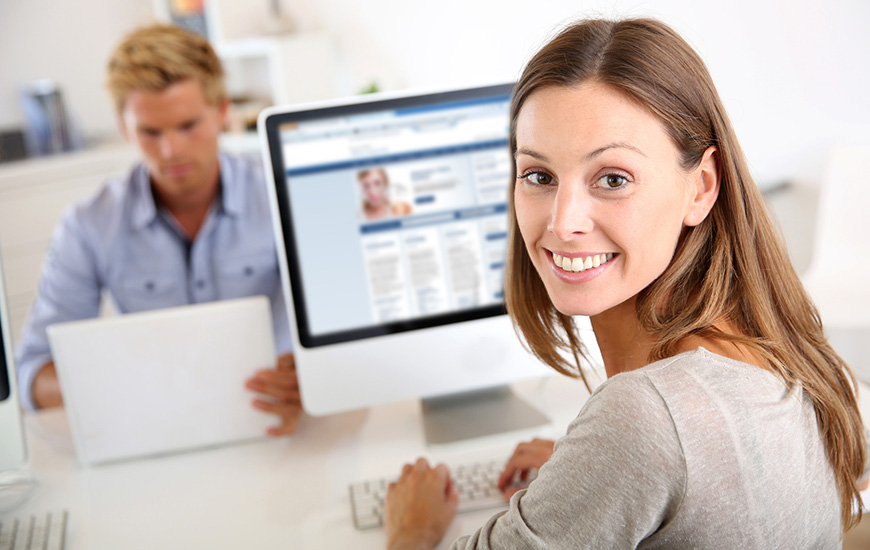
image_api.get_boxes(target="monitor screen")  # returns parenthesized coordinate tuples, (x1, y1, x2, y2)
(259, 84, 588, 427)
(0, 316, 9, 402)
(268, 84, 513, 347)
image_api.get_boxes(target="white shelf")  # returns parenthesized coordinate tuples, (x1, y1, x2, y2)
(152, 0, 337, 129)
(219, 31, 337, 108)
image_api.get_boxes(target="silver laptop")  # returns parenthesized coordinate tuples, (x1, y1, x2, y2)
(47, 296, 276, 466)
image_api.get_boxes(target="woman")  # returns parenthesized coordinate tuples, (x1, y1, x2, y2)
(384, 18, 867, 549)
(358, 167, 413, 221)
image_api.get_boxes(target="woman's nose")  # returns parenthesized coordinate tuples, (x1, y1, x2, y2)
(547, 183, 593, 240)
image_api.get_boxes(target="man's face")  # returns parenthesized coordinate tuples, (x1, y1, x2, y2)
(119, 79, 226, 202)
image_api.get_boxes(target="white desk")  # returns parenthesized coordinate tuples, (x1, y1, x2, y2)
(11, 372, 870, 550)
(8, 374, 593, 549)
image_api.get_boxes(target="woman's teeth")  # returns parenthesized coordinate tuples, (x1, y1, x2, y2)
(552, 252, 614, 273)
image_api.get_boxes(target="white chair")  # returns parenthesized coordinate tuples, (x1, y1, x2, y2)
(800, 144, 870, 381)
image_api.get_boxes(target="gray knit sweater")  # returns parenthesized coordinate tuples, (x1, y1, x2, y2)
(452, 348, 842, 549)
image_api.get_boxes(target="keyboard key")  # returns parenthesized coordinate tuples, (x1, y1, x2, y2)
(45, 511, 68, 550)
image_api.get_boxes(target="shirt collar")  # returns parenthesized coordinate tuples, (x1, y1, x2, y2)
(217, 152, 244, 218)
(130, 164, 158, 231)
(128, 152, 240, 231)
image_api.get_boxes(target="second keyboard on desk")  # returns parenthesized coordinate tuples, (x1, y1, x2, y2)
(0, 510, 67, 550)
(349, 459, 537, 530)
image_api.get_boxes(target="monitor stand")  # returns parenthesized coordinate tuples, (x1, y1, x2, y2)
(420, 385, 550, 446)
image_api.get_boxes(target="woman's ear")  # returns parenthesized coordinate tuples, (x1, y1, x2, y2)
(684, 146, 720, 227)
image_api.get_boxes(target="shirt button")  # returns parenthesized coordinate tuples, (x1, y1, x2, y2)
(196, 280, 206, 289)
(244, 266, 254, 276)
(145, 281, 155, 292)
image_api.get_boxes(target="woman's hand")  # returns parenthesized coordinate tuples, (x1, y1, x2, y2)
(497, 438, 555, 499)
(385, 458, 459, 550)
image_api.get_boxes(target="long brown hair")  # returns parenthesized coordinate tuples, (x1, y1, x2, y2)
(504, 18, 866, 531)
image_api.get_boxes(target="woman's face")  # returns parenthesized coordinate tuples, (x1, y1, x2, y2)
(514, 82, 709, 317)
(360, 170, 388, 207)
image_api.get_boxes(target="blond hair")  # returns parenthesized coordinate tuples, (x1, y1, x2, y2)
(505, 18, 866, 531)
(105, 23, 225, 114)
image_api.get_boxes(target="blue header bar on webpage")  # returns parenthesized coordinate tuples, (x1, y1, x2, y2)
(286, 139, 509, 178)
(359, 203, 508, 235)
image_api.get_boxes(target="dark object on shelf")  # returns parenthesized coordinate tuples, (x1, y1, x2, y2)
(0, 129, 27, 163)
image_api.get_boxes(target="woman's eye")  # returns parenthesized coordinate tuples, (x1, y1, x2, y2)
(597, 173, 628, 189)
(522, 172, 554, 185)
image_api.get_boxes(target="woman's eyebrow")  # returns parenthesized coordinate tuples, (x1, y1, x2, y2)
(515, 142, 647, 162)
(514, 147, 549, 162)
(585, 141, 647, 160)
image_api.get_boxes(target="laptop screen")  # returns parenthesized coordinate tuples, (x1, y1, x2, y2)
(263, 83, 514, 347)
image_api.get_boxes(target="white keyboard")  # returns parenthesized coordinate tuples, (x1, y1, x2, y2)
(349, 459, 536, 530)
(0, 510, 67, 550)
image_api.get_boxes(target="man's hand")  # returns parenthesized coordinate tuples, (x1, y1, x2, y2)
(33, 361, 64, 409)
(245, 353, 302, 436)
(385, 458, 459, 550)
(497, 438, 555, 499)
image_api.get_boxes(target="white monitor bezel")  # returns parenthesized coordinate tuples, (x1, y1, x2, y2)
(0, 249, 28, 472)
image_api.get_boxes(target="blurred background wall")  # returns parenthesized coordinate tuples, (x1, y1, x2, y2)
(1, 0, 868, 186)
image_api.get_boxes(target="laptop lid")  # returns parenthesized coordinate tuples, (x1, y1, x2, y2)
(47, 296, 275, 466)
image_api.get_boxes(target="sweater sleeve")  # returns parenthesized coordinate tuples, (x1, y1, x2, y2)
(451, 373, 686, 549)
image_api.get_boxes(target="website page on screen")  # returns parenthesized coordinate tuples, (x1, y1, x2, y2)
(279, 95, 511, 337)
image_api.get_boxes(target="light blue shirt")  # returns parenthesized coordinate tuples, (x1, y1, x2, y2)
(15, 152, 291, 410)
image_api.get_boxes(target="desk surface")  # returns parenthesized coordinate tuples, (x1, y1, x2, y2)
(7, 373, 870, 550)
(5, 374, 593, 550)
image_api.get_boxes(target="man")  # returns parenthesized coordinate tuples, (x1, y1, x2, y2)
(14, 24, 302, 436)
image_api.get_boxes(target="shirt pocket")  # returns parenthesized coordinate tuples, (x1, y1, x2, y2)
(215, 251, 280, 299)
(115, 272, 188, 313)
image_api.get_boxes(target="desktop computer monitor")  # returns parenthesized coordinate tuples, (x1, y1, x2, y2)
(259, 83, 595, 444)
(0, 248, 30, 500)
